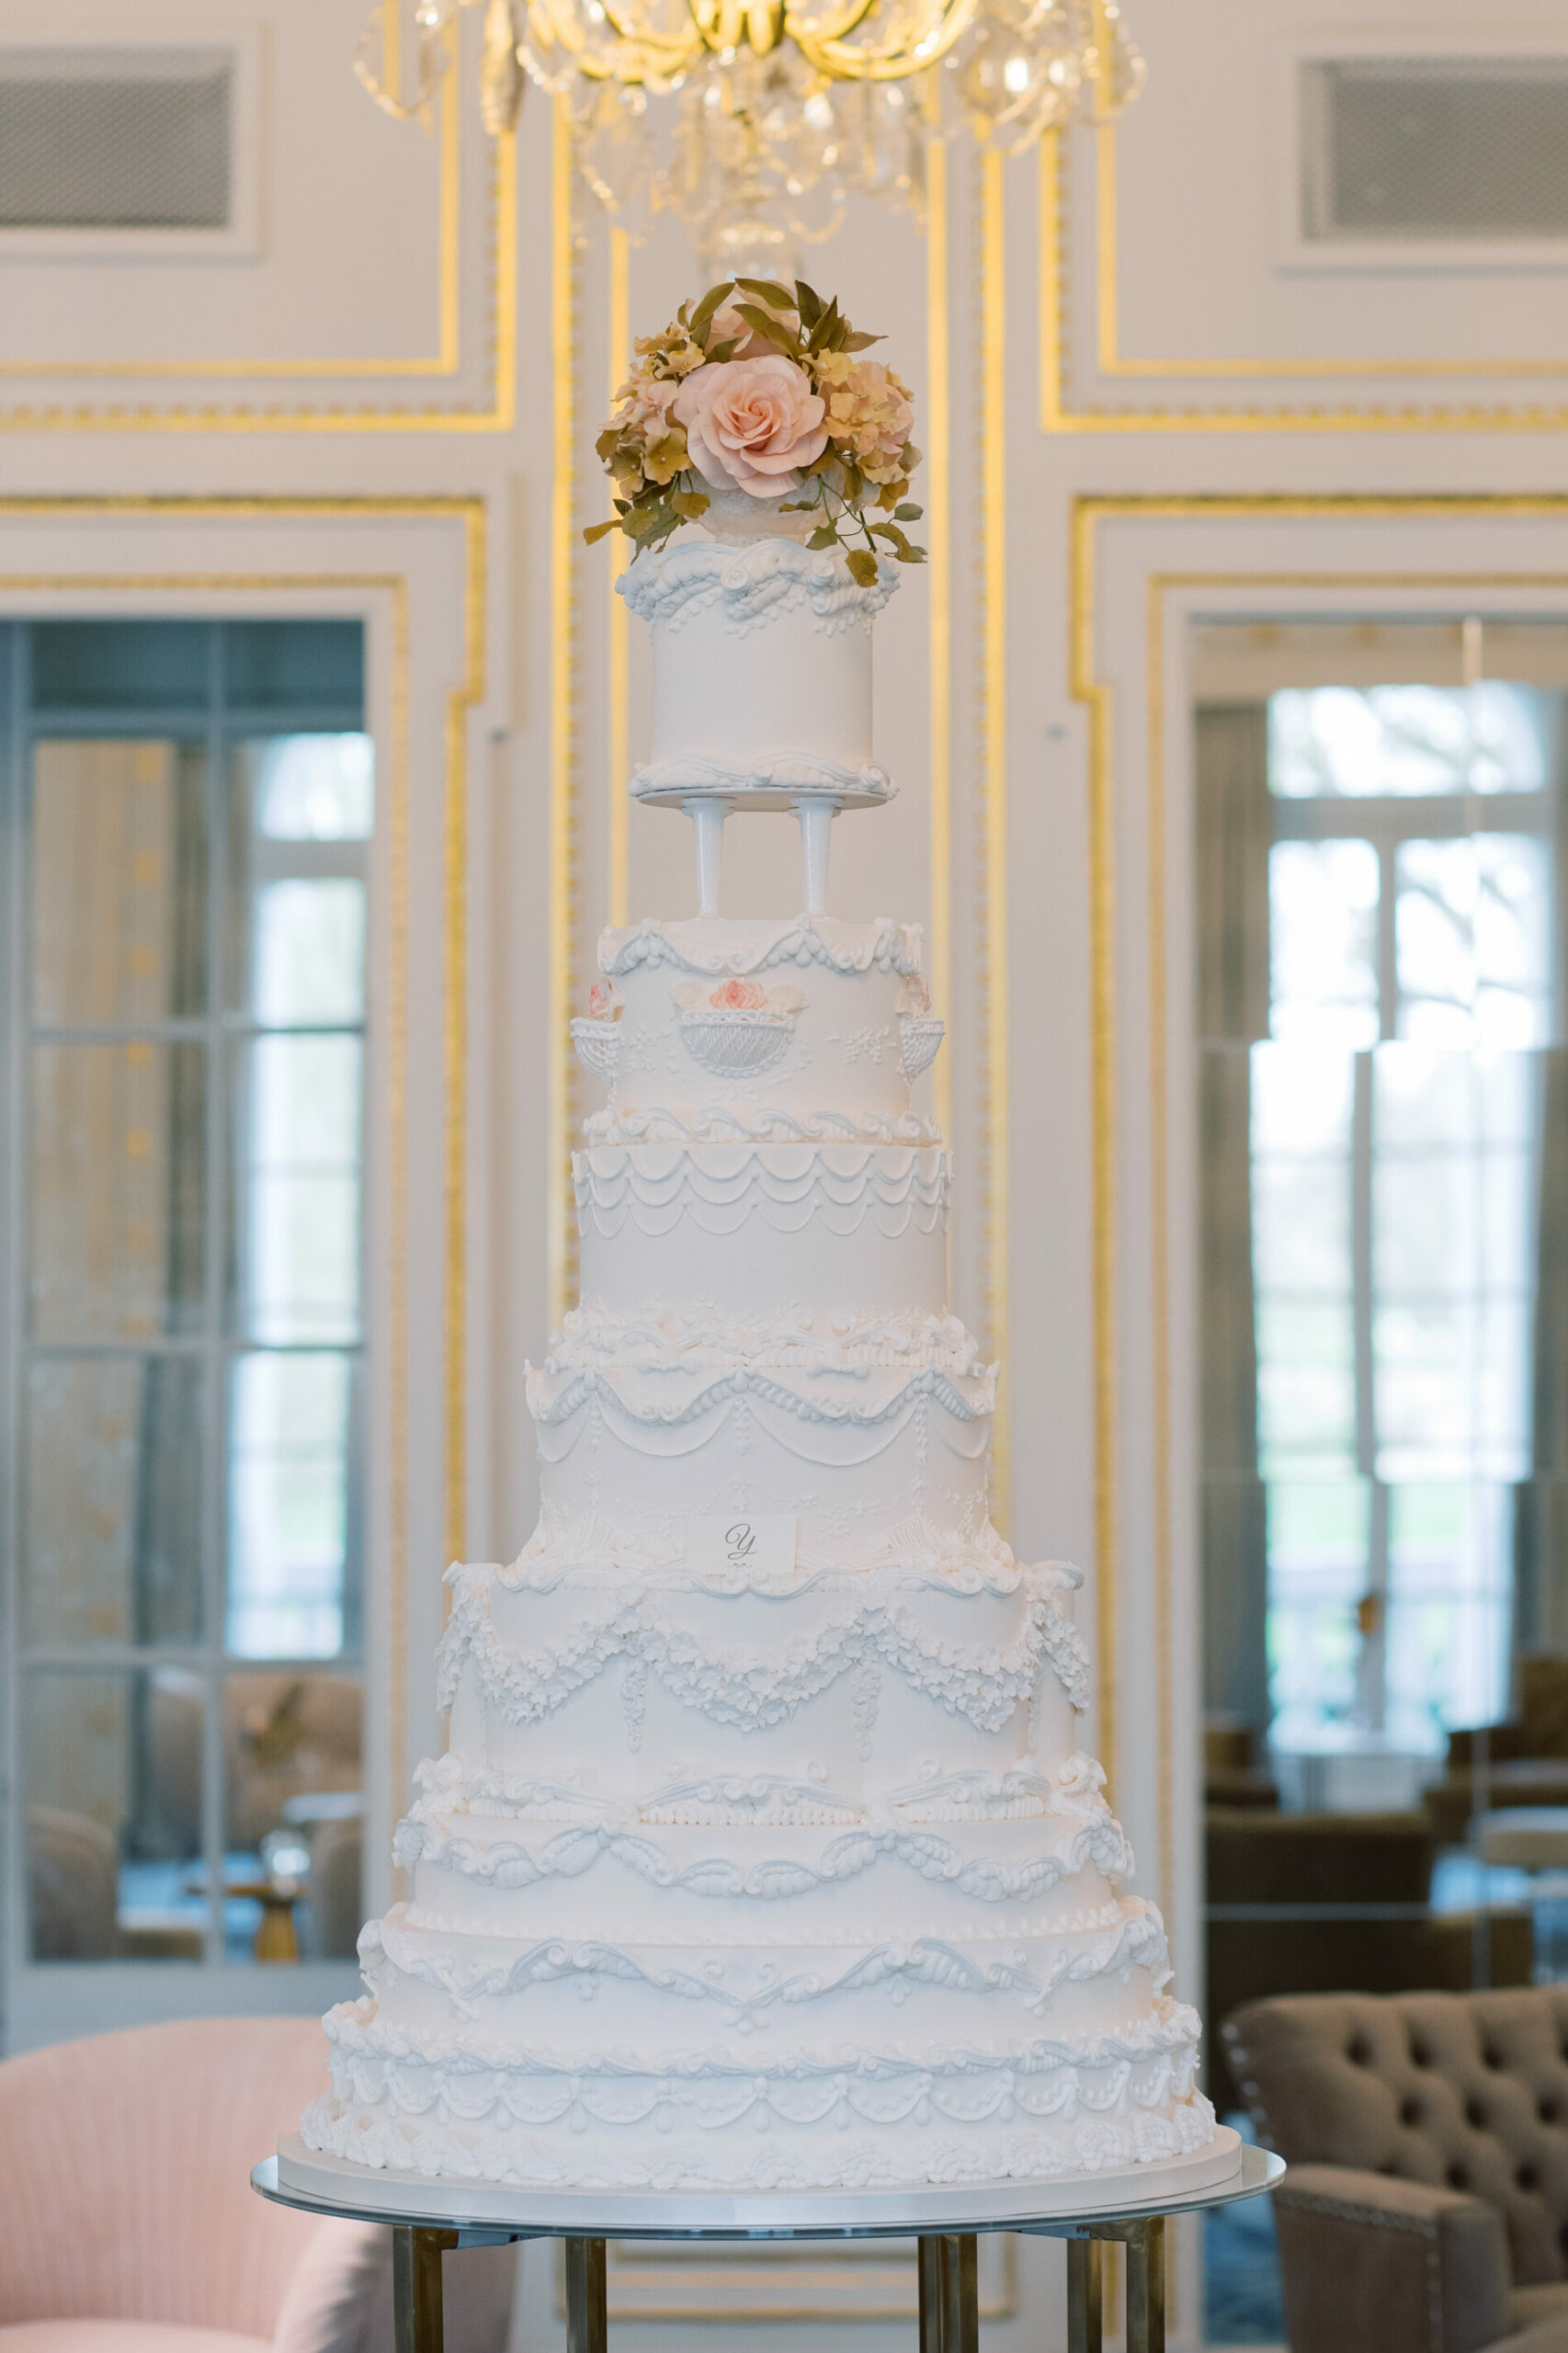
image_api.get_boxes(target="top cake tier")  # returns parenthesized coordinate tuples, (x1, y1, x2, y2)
(620, 538, 898, 812)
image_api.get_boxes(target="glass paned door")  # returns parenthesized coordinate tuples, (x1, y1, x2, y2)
(0, 620, 371, 2028)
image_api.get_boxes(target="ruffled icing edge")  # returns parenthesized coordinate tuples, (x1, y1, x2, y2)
(581, 1104, 943, 1148)
(536, 1302, 983, 1376)
(600, 914, 921, 981)
(618, 535, 899, 638)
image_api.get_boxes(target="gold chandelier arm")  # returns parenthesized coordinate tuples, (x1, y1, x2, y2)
(786, 0, 977, 82)
(527, 0, 704, 85)
(766, 0, 880, 49)
(687, 0, 788, 55)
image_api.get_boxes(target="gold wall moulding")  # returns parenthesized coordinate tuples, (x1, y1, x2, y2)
(548, 96, 582, 1341)
(1070, 491, 1568, 1925)
(977, 143, 1011, 1536)
(0, 113, 516, 433)
(0, 491, 488, 1825)
(1043, 131, 1568, 434)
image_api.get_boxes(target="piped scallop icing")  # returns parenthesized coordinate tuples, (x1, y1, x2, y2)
(303, 287, 1213, 2191)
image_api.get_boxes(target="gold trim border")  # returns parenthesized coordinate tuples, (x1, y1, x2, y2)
(0, 108, 517, 432)
(0, 59, 463, 381)
(1043, 131, 1568, 434)
(0, 491, 485, 1843)
(1071, 489, 1568, 1889)
(926, 132, 953, 1159)
(979, 149, 1011, 1532)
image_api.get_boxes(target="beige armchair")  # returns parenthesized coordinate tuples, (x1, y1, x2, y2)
(1223, 1989, 1568, 2353)
(0, 2017, 513, 2353)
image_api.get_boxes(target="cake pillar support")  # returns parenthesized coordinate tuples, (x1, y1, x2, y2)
(1067, 2239, 1103, 2353)
(564, 2235, 608, 2353)
(794, 795, 835, 915)
(1126, 2217, 1166, 2353)
(916, 2234, 978, 2353)
(1057, 2215, 1165, 2353)
(684, 797, 730, 917)
(392, 2226, 456, 2353)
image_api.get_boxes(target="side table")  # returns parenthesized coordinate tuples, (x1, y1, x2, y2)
(254, 2131, 1281, 2353)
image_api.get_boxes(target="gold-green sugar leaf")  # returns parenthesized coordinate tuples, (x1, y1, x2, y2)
(734, 277, 796, 311)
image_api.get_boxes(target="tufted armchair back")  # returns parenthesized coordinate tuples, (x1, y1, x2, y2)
(1225, 1989, 1568, 2290)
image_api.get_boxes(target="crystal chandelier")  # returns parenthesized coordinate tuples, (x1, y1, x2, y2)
(358, 0, 1142, 271)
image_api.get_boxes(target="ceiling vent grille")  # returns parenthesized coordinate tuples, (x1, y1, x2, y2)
(0, 47, 232, 230)
(1301, 56, 1568, 242)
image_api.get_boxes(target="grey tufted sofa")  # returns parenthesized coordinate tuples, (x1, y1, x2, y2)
(1224, 1991, 1568, 2353)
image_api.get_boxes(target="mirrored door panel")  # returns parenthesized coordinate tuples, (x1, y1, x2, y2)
(0, 620, 370, 2021)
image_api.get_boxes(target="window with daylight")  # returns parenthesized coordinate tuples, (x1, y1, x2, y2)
(1259, 685, 1555, 1748)
(0, 619, 370, 2009)
(1199, 650, 1568, 1784)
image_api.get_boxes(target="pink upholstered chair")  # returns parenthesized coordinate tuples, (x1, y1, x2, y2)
(0, 2017, 514, 2353)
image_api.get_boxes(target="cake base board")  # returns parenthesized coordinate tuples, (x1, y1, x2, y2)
(274, 2125, 1244, 2235)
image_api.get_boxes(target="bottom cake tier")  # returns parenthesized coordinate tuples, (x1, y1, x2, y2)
(302, 1988, 1213, 2190)
(303, 1547, 1215, 2191)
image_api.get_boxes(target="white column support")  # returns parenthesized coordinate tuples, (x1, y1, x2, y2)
(685, 796, 730, 916)
(794, 796, 836, 915)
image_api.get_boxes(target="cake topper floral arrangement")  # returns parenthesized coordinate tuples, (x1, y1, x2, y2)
(585, 278, 925, 587)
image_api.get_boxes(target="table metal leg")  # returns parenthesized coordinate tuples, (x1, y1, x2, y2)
(1067, 2238, 1103, 2353)
(564, 2235, 608, 2353)
(393, 2227, 457, 2353)
(1125, 2219, 1165, 2353)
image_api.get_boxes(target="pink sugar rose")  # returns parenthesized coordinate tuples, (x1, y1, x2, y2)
(673, 356, 828, 499)
(710, 977, 767, 1010)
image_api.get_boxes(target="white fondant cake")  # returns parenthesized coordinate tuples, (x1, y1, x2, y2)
(301, 504, 1213, 2196)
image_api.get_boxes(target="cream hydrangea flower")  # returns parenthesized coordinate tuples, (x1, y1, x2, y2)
(818, 353, 916, 483)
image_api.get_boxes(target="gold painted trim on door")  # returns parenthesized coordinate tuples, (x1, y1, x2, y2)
(547, 100, 580, 1338)
(979, 147, 1011, 1533)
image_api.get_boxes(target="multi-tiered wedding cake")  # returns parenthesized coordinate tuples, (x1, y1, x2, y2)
(299, 283, 1214, 2195)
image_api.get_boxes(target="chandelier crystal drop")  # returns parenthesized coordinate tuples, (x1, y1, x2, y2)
(358, 0, 1142, 268)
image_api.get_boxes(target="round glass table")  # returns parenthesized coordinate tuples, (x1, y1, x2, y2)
(253, 2129, 1283, 2353)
